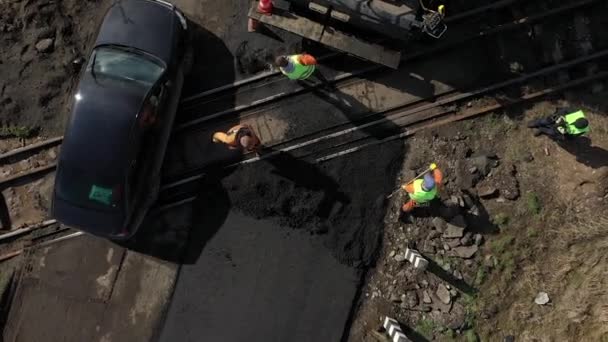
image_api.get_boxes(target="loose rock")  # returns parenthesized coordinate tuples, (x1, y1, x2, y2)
(390, 293, 401, 303)
(436, 284, 451, 305)
(389, 250, 396, 257)
(35, 38, 54, 53)
(428, 230, 442, 240)
(478, 186, 498, 198)
(535, 292, 550, 305)
(453, 245, 479, 259)
(422, 290, 432, 304)
(394, 253, 406, 262)
(432, 217, 447, 232)
(460, 232, 473, 246)
(468, 155, 499, 177)
(402, 291, 419, 308)
(446, 239, 461, 248)
(443, 225, 465, 239)
(474, 234, 484, 246)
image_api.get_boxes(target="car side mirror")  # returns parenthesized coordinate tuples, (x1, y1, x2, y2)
(72, 57, 86, 73)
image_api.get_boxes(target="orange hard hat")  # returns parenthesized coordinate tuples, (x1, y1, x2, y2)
(299, 54, 317, 66)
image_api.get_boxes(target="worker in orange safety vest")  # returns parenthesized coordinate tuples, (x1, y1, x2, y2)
(212, 124, 261, 154)
(401, 163, 443, 212)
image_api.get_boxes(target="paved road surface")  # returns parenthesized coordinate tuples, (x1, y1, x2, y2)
(160, 212, 360, 342)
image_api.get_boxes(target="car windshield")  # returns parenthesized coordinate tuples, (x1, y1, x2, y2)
(90, 46, 164, 86)
(55, 162, 125, 213)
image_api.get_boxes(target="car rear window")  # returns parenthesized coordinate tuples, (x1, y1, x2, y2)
(55, 163, 125, 212)
(91, 46, 165, 87)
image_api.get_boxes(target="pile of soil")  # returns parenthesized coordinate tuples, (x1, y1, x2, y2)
(219, 139, 406, 267)
(0, 0, 110, 136)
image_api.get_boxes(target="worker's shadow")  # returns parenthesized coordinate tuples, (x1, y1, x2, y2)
(0, 191, 11, 231)
(556, 136, 608, 169)
(260, 147, 350, 232)
(425, 257, 478, 295)
(305, 83, 404, 141)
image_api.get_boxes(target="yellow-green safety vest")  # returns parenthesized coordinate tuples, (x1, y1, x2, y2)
(409, 179, 438, 203)
(557, 110, 589, 136)
(280, 55, 315, 80)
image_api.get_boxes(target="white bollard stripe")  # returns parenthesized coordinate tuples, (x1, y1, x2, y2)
(404, 248, 428, 271)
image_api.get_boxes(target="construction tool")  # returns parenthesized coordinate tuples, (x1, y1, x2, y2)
(386, 163, 437, 199)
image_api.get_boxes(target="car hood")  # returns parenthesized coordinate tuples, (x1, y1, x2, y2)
(95, 0, 176, 63)
(52, 194, 125, 237)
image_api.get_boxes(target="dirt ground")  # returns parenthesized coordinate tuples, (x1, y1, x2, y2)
(348, 96, 608, 341)
(0, 0, 111, 136)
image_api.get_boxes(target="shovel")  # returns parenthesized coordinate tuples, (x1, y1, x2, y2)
(386, 163, 437, 199)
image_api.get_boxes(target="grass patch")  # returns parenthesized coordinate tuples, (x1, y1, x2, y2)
(0, 125, 39, 139)
(474, 268, 487, 286)
(441, 328, 456, 340)
(492, 213, 509, 227)
(465, 329, 480, 342)
(527, 227, 539, 239)
(498, 251, 516, 280)
(462, 294, 479, 329)
(489, 235, 514, 254)
(415, 318, 437, 340)
(526, 192, 542, 215)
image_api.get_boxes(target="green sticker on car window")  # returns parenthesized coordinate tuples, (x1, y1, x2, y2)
(89, 185, 113, 205)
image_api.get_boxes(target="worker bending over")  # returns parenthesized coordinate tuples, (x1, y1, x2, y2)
(212, 124, 261, 154)
(527, 108, 589, 140)
(402, 163, 443, 213)
(275, 53, 331, 87)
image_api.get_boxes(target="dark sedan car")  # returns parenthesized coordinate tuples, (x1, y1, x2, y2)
(52, 0, 191, 239)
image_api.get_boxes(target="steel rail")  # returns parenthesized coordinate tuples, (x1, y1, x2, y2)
(160, 48, 608, 192)
(316, 72, 608, 162)
(0, 137, 62, 163)
(174, 0, 601, 132)
(158, 71, 607, 209)
(178, 0, 522, 106)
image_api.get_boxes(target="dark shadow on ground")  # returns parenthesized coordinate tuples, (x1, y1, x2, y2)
(402, 327, 431, 342)
(556, 136, 608, 169)
(461, 190, 500, 235)
(0, 273, 15, 340)
(302, 82, 407, 142)
(116, 21, 237, 264)
(181, 172, 231, 264)
(401, 194, 499, 235)
(260, 147, 351, 233)
(425, 258, 478, 295)
(0, 192, 11, 230)
(119, 169, 232, 264)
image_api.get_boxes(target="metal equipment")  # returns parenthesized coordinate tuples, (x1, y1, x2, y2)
(248, 0, 447, 68)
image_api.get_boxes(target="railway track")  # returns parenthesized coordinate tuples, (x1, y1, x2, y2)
(0, 0, 599, 193)
(174, 0, 601, 132)
(0, 0, 605, 255)
(158, 49, 608, 206)
(0, 219, 81, 263)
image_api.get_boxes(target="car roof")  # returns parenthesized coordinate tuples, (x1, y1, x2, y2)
(59, 71, 148, 181)
(94, 0, 177, 63)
